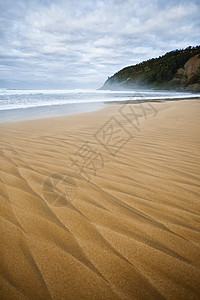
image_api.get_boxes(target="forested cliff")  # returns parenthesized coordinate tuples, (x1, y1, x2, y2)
(101, 46, 200, 92)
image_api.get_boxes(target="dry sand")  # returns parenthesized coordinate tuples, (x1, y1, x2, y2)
(0, 99, 200, 300)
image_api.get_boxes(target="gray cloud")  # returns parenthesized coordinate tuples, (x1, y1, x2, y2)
(0, 0, 199, 89)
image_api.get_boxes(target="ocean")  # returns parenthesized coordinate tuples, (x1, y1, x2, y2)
(0, 89, 199, 122)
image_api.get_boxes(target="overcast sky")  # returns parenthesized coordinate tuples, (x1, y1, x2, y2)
(0, 0, 199, 89)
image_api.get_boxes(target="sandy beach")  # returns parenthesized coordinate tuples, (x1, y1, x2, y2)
(0, 99, 200, 299)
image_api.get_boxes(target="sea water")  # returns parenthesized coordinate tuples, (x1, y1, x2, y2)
(0, 89, 199, 122)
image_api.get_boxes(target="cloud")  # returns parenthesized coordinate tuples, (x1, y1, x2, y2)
(0, 0, 199, 89)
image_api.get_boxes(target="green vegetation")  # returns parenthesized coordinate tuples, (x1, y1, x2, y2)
(102, 46, 200, 91)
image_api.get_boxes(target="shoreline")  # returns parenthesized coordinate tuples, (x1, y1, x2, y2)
(0, 99, 200, 299)
(0, 101, 104, 123)
(104, 96, 200, 105)
(0, 96, 199, 124)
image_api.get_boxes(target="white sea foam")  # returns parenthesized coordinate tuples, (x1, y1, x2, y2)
(0, 89, 199, 111)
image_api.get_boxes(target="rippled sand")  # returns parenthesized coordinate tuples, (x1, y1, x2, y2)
(0, 100, 200, 299)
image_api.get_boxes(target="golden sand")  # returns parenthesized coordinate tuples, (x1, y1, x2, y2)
(0, 100, 200, 299)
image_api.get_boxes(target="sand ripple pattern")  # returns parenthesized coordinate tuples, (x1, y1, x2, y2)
(0, 101, 200, 299)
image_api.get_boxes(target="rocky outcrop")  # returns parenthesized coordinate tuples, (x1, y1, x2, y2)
(174, 54, 200, 92)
